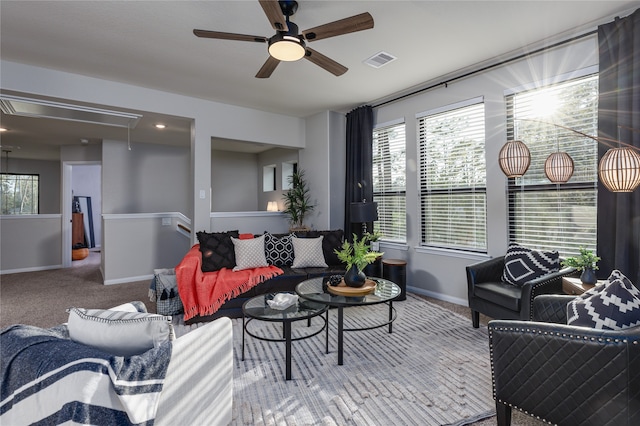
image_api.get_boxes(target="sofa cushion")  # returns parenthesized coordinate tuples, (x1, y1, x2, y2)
(264, 232, 294, 266)
(291, 236, 328, 268)
(567, 270, 640, 330)
(67, 307, 174, 356)
(231, 234, 269, 271)
(474, 281, 522, 312)
(295, 229, 344, 266)
(197, 230, 239, 272)
(501, 243, 560, 287)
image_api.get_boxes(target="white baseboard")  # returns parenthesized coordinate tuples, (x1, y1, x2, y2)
(103, 274, 154, 286)
(407, 285, 469, 307)
(0, 264, 63, 275)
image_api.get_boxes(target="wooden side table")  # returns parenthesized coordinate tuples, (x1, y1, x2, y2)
(562, 276, 606, 295)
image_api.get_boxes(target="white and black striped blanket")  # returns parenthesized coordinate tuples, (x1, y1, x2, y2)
(1, 324, 171, 425)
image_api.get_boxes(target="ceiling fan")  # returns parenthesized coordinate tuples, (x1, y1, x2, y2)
(193, 0, 374, 78)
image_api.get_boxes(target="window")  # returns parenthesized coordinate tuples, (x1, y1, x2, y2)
(418, 98, 486, 251)
(506, 73, 598, 258)
(372, 121, 406, 242)
(262, 164, 276, 192)
(282, 161, 297, 190)
(1, 173, 39, 214)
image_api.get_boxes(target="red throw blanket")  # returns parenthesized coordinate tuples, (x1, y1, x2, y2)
(176, 245, 283, 321)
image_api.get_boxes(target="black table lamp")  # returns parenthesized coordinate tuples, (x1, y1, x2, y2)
(350, 201, 378, 239)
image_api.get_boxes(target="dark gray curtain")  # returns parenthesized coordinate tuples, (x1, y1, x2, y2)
(344, 105, 374, 241)
(597, 8, 640, 284)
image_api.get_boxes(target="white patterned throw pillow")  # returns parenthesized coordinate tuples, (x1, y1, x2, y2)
(567, 270, 640, 330)
(501, 243, 560, 287)
(231, 234, 269, 271)
(291, 235, 328, 268)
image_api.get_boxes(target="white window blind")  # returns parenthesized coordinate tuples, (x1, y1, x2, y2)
(506, 73, 598, 258)
(418, 100, 487, 251)
(372, 121, 406, 242)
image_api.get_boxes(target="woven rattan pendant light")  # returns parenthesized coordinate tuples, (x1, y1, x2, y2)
(545, 151, 574, 183)
(498, 140, 531, 177)
(598, 147, 640, 192)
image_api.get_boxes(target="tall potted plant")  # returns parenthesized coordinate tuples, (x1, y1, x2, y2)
(282, 169, 314, 231)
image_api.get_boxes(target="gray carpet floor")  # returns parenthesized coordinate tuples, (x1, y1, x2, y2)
(0, 251, 545, 425)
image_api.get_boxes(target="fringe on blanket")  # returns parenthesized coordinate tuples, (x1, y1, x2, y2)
(184, 269, 282, 321)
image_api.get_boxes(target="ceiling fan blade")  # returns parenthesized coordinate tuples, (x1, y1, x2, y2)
(302, 12, 374, 42)
(304, 48, 347, 76)
(256, 56, 281, 78)
(193, 29, 267, 43)
(259, 0, 288, 31)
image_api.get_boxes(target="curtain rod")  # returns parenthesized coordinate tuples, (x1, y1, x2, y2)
(372, 29, 598, 109)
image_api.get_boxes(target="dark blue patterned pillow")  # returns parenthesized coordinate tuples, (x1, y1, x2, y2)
(567, 270, 640, 330)
(501, 243, 560, 287)
(264, 233, 294, 267)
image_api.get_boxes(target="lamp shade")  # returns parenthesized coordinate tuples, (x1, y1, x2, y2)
(598, 147, 640, 192)
(350, 202, 378, 223)
(544, 151, 574, 183)
(498, 140, 531, 178)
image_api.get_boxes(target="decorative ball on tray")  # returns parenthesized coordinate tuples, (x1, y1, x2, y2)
(334, 234, 384, 288)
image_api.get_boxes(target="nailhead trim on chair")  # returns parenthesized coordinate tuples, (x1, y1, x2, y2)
(488, 324, 640, 426)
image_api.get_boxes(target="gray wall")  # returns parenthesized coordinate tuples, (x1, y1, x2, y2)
(102, 140, 190, 215)
(211, 147, 299, 213)
(257, 148, 299, 212)
(0, 158, 60, 214)
(211, 150, 259, 212)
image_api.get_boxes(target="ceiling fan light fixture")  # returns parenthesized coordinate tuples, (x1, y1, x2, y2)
(268, 34, 305, 61)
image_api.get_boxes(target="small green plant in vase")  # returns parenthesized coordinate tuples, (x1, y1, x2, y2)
(562, 247, 601, 285)
(334, 234, 384, 287)
(363, 230, 382, 251)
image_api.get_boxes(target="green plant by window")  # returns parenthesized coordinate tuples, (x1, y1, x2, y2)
(562, 247, 600, 271)
(363, 230, 382, 242)
(334, 234, 384, 272)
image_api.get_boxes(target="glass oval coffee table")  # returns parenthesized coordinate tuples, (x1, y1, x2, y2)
(242, 292, 328, 380)
(295, 276, 401, 365)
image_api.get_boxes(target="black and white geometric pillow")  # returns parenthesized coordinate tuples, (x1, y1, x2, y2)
(501, 243, 560, 287)
(567, 270, 640, 330)
(264, 233, 294, 267)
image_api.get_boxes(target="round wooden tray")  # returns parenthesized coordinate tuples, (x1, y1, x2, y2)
(327, 279, 376, 296)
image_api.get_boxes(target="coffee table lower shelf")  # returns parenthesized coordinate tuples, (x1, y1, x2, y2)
(242, 294, 328, 381)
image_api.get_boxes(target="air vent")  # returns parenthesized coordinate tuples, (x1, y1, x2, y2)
(0, 95, 142, 128)
(364, 51, 397, 68)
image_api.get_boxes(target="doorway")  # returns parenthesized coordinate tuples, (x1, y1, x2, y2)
(62, 161, 102, 268)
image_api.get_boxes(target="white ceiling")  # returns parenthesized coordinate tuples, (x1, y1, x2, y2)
(1, 0, 637, 159)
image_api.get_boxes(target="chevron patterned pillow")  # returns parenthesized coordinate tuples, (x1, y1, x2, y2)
(501, 243, 560, 287)
(567, 270, 640, 330)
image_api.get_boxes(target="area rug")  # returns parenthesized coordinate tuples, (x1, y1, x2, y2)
(230, 294, 494, 425)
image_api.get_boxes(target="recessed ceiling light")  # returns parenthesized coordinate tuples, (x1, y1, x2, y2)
(155, 124, 166, 129)
(0, 128, 7, 132)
